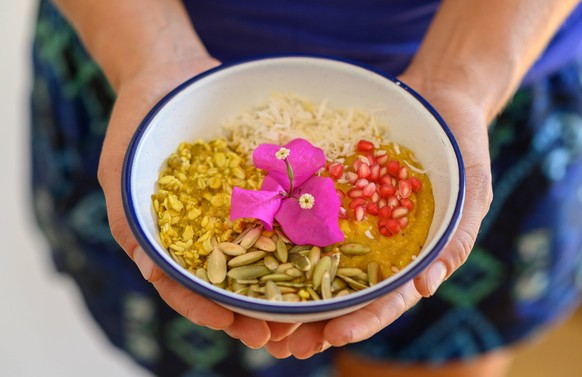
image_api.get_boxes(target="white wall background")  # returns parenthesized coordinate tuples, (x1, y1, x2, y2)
(0, 2, 149, 376)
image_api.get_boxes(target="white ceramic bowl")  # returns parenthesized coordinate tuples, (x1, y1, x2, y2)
(122, 56, 465, 323)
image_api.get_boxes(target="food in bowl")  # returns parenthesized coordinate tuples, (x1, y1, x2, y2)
(151, 93, 434, 302)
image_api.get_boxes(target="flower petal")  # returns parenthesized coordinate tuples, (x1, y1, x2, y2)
(253, 139, 326, 188)
(276, 176, 344, 246)
(230, 187, 282, 230)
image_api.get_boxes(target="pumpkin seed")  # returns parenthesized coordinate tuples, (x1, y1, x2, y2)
(331, 277, 348, 292)
(336, 268, 364, 277)
(312, 256, 331, 289)
(275, 238, 288, 263)
(306, 287, 321, 300)
(218, 242, 247, 256)
(289, 252, 311, 272)
(339, 275, 368, 291)
(232, 225, 254, 244)
(240, 225, 263, 249)
(339, 243, 371, 255)
(265, 280, 283, 301)
(285, 268, 304, 278)
(260, 273, 295, 282)
(355, 272, 369, 282)
(329, 253, 340, 281)
(254, 235, 277, 251)
(207, 248, 227, 284)
(234, 279, 259, 285)
(275, 262, 293, 274)
(367, 261, 382, 286)
(277, 286, 298, 294)
(334, 289, 351, 298)
(228, 250, 267, 267)
(264, 255, 280, 271)
(306, 246, 321, 280)
(227, 265, 271, 280)
(195, 268, 209, 283)
(289, 245, 312, 254)
(321, 271, 332, 300)
(275, 229, 291, 243)
(282, 293, 301, 302)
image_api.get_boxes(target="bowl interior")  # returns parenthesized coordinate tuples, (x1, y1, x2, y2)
(125, 56, 463, 318)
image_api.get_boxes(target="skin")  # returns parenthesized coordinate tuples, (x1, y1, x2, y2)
(52, 0, 581, 374)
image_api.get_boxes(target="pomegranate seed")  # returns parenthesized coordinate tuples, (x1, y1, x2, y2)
(355, 178, 369, 189)
(409, 177, 423, 192)
(370, 163, 381, 181)
(391, 177, 398, 186)
(379, 226, 391, 237)
(387, 161, 400, 176)
(349, 197, 367, 209)
(400, 197, 414, 211)
(387, 196, 400, 208)
(399, 180, 412, 198)
(357, 140, 375, 152)
(336, 189, 346, 199)
(380, 166, 388, 176)
(380, 184, 397, 197)
(362, 182, 377, 198)
(378, 219, 388, 228)
(345, 172, 358, 184)
(339, 207, 348, 219)
(327, 162, 344, 179)
(392, 206, 409, 218)
(380, 174, 392, 185)
(348, 188, 363, 198)
(398, 216, 409, 228)
(376, 154, 389, 165)
(357, 163, 372, 179)
(352, 159, 363, 172)
(398, 166, 409, 180)
(366, 202, 379, 215)
(371, 191, 380, 203)
(355, 205, 366, 221)
(386, 219, 401, 234)
(378, 199, 387, 208)
(379, 206, 392, 219)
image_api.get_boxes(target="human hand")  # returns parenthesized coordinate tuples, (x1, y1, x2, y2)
(263, 72, 493, 359)
(97, 54, 299, 348)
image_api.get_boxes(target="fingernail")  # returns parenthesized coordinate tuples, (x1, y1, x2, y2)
(427, 261, 447, 296)
(134, 246, 154, 281)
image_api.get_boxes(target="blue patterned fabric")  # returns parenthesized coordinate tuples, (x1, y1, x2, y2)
(31, 1, 582, 375)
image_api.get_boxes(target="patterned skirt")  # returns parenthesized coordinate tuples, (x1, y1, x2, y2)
(30, 2, 582, 376)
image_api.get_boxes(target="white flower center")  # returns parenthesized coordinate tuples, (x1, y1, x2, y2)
(275, 147, 291, 160)
(298, 193, 315, 209)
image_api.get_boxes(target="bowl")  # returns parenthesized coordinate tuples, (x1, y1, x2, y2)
(122, 55, 465, 323)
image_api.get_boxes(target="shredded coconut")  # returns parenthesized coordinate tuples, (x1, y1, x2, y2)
(223, 93, 389, 162)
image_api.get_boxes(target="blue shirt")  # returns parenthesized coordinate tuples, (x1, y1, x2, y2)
(184, 0, 582, 85)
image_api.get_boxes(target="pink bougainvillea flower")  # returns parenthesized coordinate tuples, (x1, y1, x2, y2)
(275, 176, 344, 246)
(230, 139, 344, 246)
(253, 138, 326, 192)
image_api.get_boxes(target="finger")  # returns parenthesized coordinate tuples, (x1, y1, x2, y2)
(413, 160, 492, 297)
(287, 321, 329, 359)
(145, 266, 234, 330)
(224, 314, 271, 349)
(267, 322, 301, 342)
(324, 280, 421, 347)
(264, 337, 293, 359)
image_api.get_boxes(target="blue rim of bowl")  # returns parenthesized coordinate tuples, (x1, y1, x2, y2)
(122, 54, 466, 314)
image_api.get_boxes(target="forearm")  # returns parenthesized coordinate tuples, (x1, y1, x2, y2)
(51, 0, 208, 90)
(405, 0, 580, 123)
